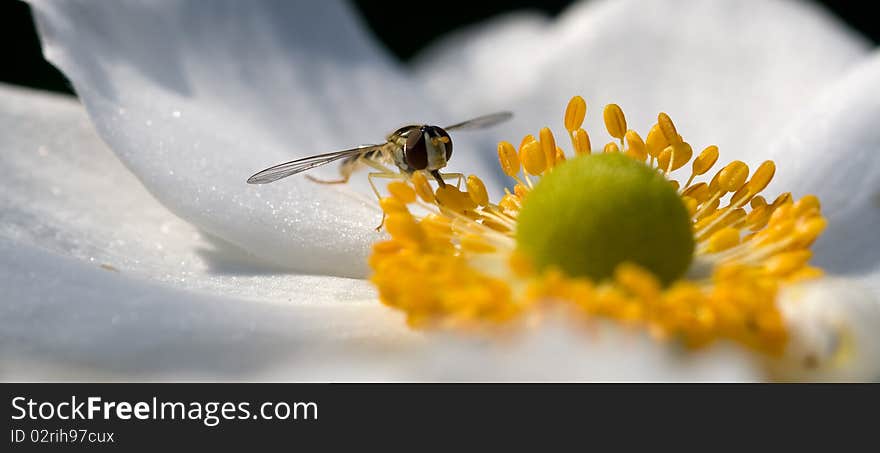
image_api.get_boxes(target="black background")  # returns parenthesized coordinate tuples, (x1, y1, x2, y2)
(1, 0, 877, 97)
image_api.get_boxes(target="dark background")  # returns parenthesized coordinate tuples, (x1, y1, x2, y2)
(1, 0, 877, 97)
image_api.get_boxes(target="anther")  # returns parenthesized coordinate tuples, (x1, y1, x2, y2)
(604, 142, 620, 153)
(520, 139, 547, 175)
(410, 172, 435, 203)
(564, 96, 587, 132)
(646, 124, 669, 159)
(771, 192, 793, 209)
(718, 161, 749, 192)
(520, 134, 536, 150)
(379, 196, 409, 214)
(746, 161, 776, 195)
(657, 112, 682, 145)
(461, 234, 496, 253)
(466, 175, 489, 207)
(497, 141, 520, 177)
(387, 181, 416, 204)
(385, 213, 424, 244)
(555, 147, 567, 163)
(436, 185, 477, 213)
(658, 142, 693, 172)
(793, 217, 826, 246)
(624, 130, 647, 161)
(573, 128, 591, 155)
(499, 194, 520, 213)
(421, 213, 452, 236)
(764, 250, 812, 276)
(751, 196, 767, 209)
(707, 227, 741, 252)
(792, 195, 821, 217)
(682, 182, 710, 203)
(693, 145, 719, 175)
(603, 104, 627, 140)
(539, 127, 557, 169)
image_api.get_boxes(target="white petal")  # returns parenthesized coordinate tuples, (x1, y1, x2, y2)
(0, 238, 422, 379)
(767, 278, 880, 381)
(260, 320, 763, 382)
(0, 238, 761, 381)
(2, 240, 762, 381)
(767, 51, 880, 281)
(0, 83, 357, 301)
(414, 0, 870, 172)
(27, 0, 500, 277)
(0, 83, 419, 379)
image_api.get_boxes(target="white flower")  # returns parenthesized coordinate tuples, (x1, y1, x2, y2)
(1, 0, 878, 381)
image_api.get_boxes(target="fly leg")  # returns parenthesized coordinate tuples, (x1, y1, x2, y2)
(367, 172, 406, 231)
(362, 158, 405, 231)
(305, 175, 349, 184)
(439, 172, 465, 189)
(427, 171, 464, 189)
(305, 155, 360, 184)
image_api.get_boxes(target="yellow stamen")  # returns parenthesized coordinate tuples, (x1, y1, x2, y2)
(646, 123, 669, 160)
(387, 181, 416, 204)
(379, 196, 408, 214)
(764, 250, 812, 276)
(682, 182, 710, 203)
(384, 212, 424, 244)
(564, 95, 587, 132)
(497, 141, 521, 178)
(573, 128, 592, 155)
(658, 142, 693, 173)
(624, 130, 647, 161)
(555, 147, 567, 163)
(410, 171, 435, 203)
(707, 227, 741, 253)
(603, 104, 627, 140)
(461, 233, 497, 253)
(657, 112, 682, 145)
(718, 161, 749, 193)
(466, 175, 489, 207)
(520, 138, 547, 175)
(603, 142, 620, 154)
(435, 185, 477, 214)
(693, 145, 719, 176)
(539, 127, 558, 169)
(736, 160, 776, 203)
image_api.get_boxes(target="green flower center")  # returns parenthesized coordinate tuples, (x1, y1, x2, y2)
(515, 153, 694, 284)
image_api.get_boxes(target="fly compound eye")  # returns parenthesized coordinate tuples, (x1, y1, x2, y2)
(405, 128, 428, 170)
(425, 126, 453, 162)
(430, 126, 453, 161)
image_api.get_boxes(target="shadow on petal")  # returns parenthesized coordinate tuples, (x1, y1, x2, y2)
(195, 232, 296, 277)
(768, 52, 880, 278)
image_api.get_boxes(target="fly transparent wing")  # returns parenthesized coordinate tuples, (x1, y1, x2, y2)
(444, 111, 513, 131)
(246, 144, 382, 184)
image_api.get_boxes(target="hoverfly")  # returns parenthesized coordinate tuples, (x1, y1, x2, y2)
(247, 111, 512, 228)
